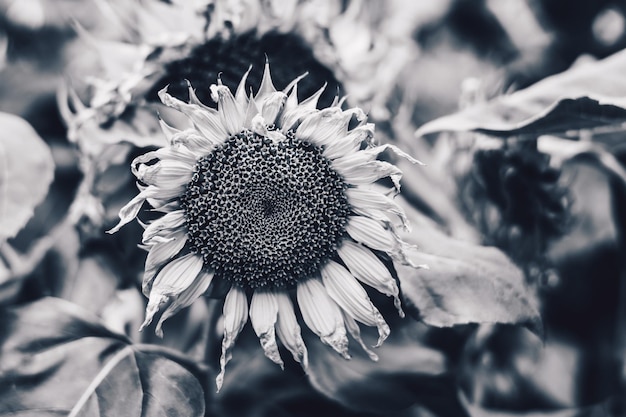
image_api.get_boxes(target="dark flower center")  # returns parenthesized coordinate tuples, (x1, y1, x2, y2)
(180, 130, 350, 289)
(147, 30, 343, 108)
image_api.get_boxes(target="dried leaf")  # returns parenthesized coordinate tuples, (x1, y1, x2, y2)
(416, 49, 626, 138)
(0, 112, 54, 241)
(0, 297, 207, 416)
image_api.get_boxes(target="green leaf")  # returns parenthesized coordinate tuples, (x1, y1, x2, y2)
(0, 112, 54, 241)
(415, 49, 626, 138)
(0, 297, 207, 417)
(397, 204, 542, 335)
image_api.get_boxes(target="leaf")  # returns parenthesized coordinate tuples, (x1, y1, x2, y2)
(415, 49, 626, 138)
(0, 297, 207, 417)
(397, 202, 542, 335)
(0, 112, 54, 241)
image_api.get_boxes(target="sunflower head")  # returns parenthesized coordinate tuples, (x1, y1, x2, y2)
(109, 63, 422, 390)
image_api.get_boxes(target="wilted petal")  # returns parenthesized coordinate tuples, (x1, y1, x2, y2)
(159, 86, 227, 144)
(134, 159, 192, 188)
(260, 92, 287, 125)
(149, 253, 204, 298)
(143, 229, 187, 284)
(338, 240, 404, 317)
(155, 269, 215, 336)
(346, 216, 415, 266)
(297, 279, 350, 359)
(346, 187, 409, 230)
(276, 292, 308, 369)
(342, 312, 378, 361)
(323, 123, 374, 160)
(321, 261, 389, 347)
(217, 286, 249, 391)
(249, 291, 284, 368)
(335, 160, 403, 191)
(295, 108, 344, 147)
(142, 210, 186, 244)
(210, 83, 244, 135)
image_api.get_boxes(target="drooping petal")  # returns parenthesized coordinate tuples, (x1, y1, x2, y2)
(346, 215, 415, 266)
(276, 292, 308, 369)
(210, 83, 244, 136)
(342, 312, 378, 361)
(217, 286, 249, 392)
(143, 229, 188, 285)
(249, 291, 284, 368)
(148, 252, 204, 297)
(295, 107, 345, 147)
(338, 240, 404, 317)
(332, 143, 424, 171)
(155, 269, 215, 336)
(320, 261, 390, 347)
(297, 278, 350, 358)
(142, 210, 186, 244)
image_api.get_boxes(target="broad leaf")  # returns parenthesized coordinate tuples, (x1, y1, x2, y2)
(0, 112, 54, 241)
(0, 297, 207, 417)
(415, 49, 626, 138)
(397, 202, 542, 335)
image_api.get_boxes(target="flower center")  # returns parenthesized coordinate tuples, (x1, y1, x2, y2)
(148, 31, 342, 108)
(180, 130, 350, 289)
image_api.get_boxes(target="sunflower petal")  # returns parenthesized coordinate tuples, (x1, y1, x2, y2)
(217, 286, 248, 392)
(210, 83, 244, 136)
(249, 291, 284, 368)
(321, 261, 390, 347)
(297, 279, 350, 359)
(276, 292, 308, 369)
(338, 240, 404, 317)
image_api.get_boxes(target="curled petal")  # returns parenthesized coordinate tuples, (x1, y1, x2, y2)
(346, 216, 415, 266)
(149, 253, 204, 297)
(217, 287, 249, 392)
(342, 312, 378, 361)
(210, 83, 244, 135)
(143, 229, 187, 285)
(159, 118, 181, 142)
(338, 240, 404, 317)
(134, 159, 192, 188)
(170, 129, 215, 154)
(295, 108, 344, 147)
(155, 269, 214, 336)
(323, 123, 374, 160)
(142, 210, 186, 244)
(297, 279, 350, 359)
(158, 86, 227, 145)
(346, 187, 409, 230)
(337, 160, 403, 191)
(249, 291, 284, 368)
(260, 92, 287, 125)
(321, 261, 390, 347)
(276, 292, 308, 369)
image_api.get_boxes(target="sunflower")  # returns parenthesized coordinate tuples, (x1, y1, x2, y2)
(109, 64, 421, 390)
(59, 0, 417, 151)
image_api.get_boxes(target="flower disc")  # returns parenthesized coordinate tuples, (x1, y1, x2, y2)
(180, 130, 350, 290)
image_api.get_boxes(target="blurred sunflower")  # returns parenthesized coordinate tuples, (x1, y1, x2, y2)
(59, 0, 417, 152)
(109, 65, 422, 390)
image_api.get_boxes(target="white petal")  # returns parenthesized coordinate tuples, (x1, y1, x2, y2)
(297, 279, 350, 358)
(235, 65, 253, 106)
(337, 160, 403, 191)
(333, 143, 424, 171)
(217, 286, 249, 392)
(260, 92, 287, 125)
(338, 240, 404, 317)
(142, 210, 186, 244)
(107, 186, 154, 233)
(255, 61, 277, 102)
(342, 312, 378, 361)
(143, 229, 187, 285)
(158, 86, 227, 145)
(249, 291, 284, 368)
(346, 216, 415, 266)
(159, 118, 181, 142)
(134, 159, 192, 188)
(170, 129, 215, 154)
(155, 269, 214, 336)
(346, 187, 409, 230)
(323, 123, 374, 160)
(210, 83, 244, 135)
(150, 253, 204, 296)
(321, 261, 389, 347)
(276, 292, 308, 369)
(295, 107, 344, 147)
